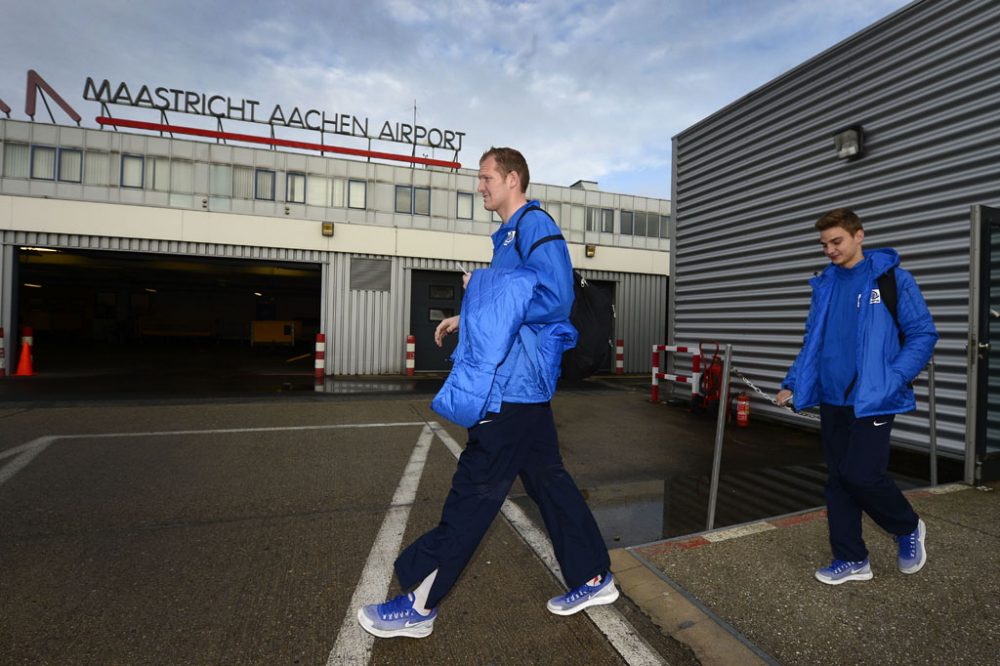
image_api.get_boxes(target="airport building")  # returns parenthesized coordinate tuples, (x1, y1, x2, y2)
(0, 85, 671, 378)
(668, 0, 999, 481)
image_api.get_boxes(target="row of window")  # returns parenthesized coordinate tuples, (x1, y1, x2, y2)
(2, 142, 669, 237)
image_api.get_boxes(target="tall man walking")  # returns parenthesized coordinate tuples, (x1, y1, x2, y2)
(777, 208, 938, 585)
(357, 147, 616, 638)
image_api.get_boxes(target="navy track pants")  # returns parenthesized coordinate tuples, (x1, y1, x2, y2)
(394, 401, 610, 609)
(819, 404, 920, 562)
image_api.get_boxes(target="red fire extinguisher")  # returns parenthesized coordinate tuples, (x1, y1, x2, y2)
(736, 392, 750, 427)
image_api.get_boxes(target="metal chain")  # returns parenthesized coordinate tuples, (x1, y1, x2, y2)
(729, 365, 822, 422)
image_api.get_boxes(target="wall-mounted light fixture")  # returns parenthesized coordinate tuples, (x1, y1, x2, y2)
(585, 244, 597, 258)
(201, 198, 208, 209)
(321, 222, 334, 237)
(833, 125, 865, 160)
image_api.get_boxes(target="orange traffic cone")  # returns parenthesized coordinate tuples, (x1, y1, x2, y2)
(14, 340, 33, 376)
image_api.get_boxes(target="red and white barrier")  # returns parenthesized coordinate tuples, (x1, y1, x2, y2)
(314, 333, 326, 384)
(615, 339, 624, 374)
(0, 327, 5, 377)
(651, 344, 702, 403)
(406, 335, 415, 376)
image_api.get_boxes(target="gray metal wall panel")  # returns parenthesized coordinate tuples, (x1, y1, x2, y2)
(671, 0, 1000, 455)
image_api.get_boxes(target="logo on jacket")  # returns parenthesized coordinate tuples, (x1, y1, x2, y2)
(503, 230, 517, 246)
(870, 288, 882, 305)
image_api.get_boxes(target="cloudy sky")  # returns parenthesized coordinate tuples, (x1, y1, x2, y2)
(1, 0, 912, 199)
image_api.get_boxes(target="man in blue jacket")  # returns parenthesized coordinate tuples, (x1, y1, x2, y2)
(777, 208, 938, 585)
(357, 147, 615, 639)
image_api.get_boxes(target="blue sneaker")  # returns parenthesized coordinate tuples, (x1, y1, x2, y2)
(814, 558, 873, 585)
(546, 572, 619, 616)
(356, 593, 436, 639)
(897, 518, 927, 574)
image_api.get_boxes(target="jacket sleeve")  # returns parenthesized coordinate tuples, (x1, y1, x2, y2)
(519, 212, 574, 324)
(782, 290, 821, 390)
(890, 269, 938, 383)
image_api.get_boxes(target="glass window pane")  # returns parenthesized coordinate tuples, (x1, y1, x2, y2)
(147, 157, 169, 191)
(542, 201, 559, 224)
(457, 192, 473, 219)
(83, 151, 110, 185)
(255, 169, 275, 200)
(621, 210, 633, 235)
(602, 208, 614, 233)
(414, 187, 430, 216)
(58, 149, 82, 182)
(306, 175, 330, 206)
(121, 155, 144, 188)
(570, 205, 585, 231)
(210, 165, 232, 196)
(395, 185, 412, 213)
(348, 180, 366, 209)
(31, 146, 56, 180)
(331, 178, 346, 207)
(634, 211, 647, 237)
(233, 166, 253, 199)
(3, 143, 30, 177)
(171, 161, 194, 193)
(661, 215, 671, 238)
(287, 172, 306, 203)
(585, 207, 596, 232)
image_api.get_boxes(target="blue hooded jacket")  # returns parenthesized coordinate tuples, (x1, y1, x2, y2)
(782, 248, 938, 417)
(431, 201, 578, 428)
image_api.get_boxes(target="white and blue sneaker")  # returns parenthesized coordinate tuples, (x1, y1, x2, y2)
(814, 558, 873, 585)
(546, 572, 620, 616)
(357, 593, 437, 639)
(897, 518, 927, 574)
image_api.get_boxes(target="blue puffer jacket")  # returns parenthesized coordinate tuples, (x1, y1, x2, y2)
(782, 248, 938, 417)
(431, 201, 578, 428)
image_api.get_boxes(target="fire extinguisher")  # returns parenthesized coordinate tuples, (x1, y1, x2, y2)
(736, 392, 750, 427)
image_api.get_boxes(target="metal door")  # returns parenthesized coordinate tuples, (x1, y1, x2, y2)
(967, 205, 1000, 483)
(410, 270, 463, 371)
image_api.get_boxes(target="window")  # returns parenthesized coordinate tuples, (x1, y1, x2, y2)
(83, 151, 111, 185)
(633, 211, 647, 237)
(233, 166, 254, 199)
(413, 187, 430, 216)
(210, 165, 232, 196)
(457, 191, 473, 219)
(287, 172, 306, 204)
(646, 213, 661, 238)
(395, 185, 412, 213)
(171, 161, 194, 194)
(307, 175, 331, 206)
(570, 205, 585, 232)
(660, 215, 671, 239)
(331, 178, 346, 207)
(255, 168, 275, 200)
(31, 146, 56, 180)
(58, 149, 82, 183)
(601, 208, 614, 233)
(2, 143, 30, 178)
(348, 179, 366, 209)
(121, 154, 144, 188)
(148, 157, 170, 191)
(620, 210, 633, 235)
(585, 207, 614, 232)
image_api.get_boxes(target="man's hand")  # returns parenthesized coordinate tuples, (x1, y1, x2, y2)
(462, 271, 471, 290)
(776, 389, 793, 407)
(435, 315, 460, 347)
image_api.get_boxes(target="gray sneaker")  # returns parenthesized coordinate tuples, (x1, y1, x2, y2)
(814, 558, 873, 585)
(896, 518, 927, 574)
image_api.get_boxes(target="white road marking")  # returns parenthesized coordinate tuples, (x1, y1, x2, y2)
(702, 521, 776, 542)
(0, 437, 56, 488)
(58, 422, 426, 439)
(327, 425, 434, 666)
(427, 421, 667, 666)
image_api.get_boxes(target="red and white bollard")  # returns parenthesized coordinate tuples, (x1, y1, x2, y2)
(314, 333, 326, 385)
(406, 335, 416, 376)
(0, 327, 5, 377)
(651, 346, 660, 403)
(615, 339, 624, 374)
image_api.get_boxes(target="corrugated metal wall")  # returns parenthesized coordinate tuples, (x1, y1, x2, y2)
(670, 0, 1000, 455)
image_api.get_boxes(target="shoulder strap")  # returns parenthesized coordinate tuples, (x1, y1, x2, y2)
(513, 205, 565, 262)
(877, 268, 903, 345)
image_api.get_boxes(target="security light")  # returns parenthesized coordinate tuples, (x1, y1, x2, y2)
(834, 126, 865, 160)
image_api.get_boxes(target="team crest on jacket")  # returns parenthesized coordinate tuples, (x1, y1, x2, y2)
(870, 288, 882, 304)
(503, 230, 517, 246)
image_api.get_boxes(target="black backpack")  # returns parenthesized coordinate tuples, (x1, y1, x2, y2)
(877, 268, 903, 345)
(514, 206, 616, 380)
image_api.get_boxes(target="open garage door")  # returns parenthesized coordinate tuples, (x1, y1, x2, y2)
(15, 247, 321, 385)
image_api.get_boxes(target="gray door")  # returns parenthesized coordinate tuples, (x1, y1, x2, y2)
(968, 205, 1000, 482)
(410, 270, 464, 371)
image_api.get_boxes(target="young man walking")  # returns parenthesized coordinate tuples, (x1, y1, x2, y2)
(357, 147, 615, 638)
(777, 208, 938, 585)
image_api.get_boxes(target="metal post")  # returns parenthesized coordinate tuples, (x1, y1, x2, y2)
(706, 344, 733, 531)
(927, 357, 938, 487)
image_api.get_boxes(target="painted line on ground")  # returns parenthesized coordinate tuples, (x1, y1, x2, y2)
(0, 437, 56, 488)
(427, 421, 667, 666)
(327, 424, 434, 666)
